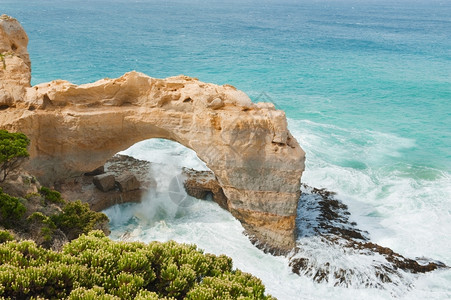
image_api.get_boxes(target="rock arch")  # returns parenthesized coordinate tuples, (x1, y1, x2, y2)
(0, 16, 305, 252)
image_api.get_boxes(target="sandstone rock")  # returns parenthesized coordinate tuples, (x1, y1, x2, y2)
(0, 170, 40, 198)
(115, 172, 140, 192)
(0, 15, 30, 104)
(183, 168, 228, 210)
(207, 97, 224, 110)
(58, 155, 155, 212)
(93, 173, 115, 192)
(0, 16, 306, 253)
(105, 154, 156, 188)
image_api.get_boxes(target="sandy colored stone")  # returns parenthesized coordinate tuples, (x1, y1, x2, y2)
(183, 168, 229, 210)
(0, 15, 30, 106)
(57, 155, 154, 212)
(0, 16, 306, 252)
(115, 172, 140, 192)
(93, 173, 116, 192)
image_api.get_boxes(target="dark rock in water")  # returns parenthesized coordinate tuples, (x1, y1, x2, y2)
(84, 165, 105, 176)
(289, 184, 448, 292)
(93, 173, 116, 192)
(353, 242, 442, 273)
(115, 172, 140, 192)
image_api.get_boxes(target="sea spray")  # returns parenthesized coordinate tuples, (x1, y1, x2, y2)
(105, 154, 193, 230)
(103, 134, 450, 300)
(289, 119, 451, 263)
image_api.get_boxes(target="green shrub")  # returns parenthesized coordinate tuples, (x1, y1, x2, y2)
(0, 230, 14, 243)
(27, 212, 57, 244)
(0, 231, 274, 299)
(39, 187, 65, 204)
(0, 188, 26, 228)
(25, 192, 40, 200)
(51, 200, 109, 241)
(187, 270, 269, 299)
(0, 130, 30, 182)
(67, 286, 121, 300)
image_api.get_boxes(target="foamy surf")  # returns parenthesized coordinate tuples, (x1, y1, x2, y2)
(103, 122, 450, 299)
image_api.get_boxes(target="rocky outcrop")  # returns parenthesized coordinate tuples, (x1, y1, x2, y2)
(116, 173, 140, 192)
(290, 185, 448, 290)
(183, 168, 228, 210)
(0, 15, 30, 108)
(57, 155, 155, 211)
(93, 173, 116, 192)
(0, 16, 305, 252)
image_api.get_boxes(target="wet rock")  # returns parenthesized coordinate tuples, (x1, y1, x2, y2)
(93, 173, 115, 192)
(289, 184, 449, 291)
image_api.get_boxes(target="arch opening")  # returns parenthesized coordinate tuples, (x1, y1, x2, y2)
(100, 138, 234, 247)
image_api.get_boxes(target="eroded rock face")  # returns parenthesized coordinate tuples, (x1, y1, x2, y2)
(183, 168, 229, 210)
(0, 15, 30, 107)
(0, 16, 305, 252)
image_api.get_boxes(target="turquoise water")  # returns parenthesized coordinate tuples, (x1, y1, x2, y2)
(2, 0, 450, 298)
(4, 0, 450, 172)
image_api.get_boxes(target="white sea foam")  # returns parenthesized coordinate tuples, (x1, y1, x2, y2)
(103, 121, 451, 299)
(288, 119, 451, 261)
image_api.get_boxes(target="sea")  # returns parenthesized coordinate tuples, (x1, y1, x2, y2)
(2, 0, 450, 299)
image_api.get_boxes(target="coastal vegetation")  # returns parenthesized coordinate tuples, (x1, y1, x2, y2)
(0, 130, 274, 299)
(0, 185, 109, 249)
(0, 189, 26, 228)
(0, 130, 109, 247)
(50, 200, 110, 240)
(0, 231, 274, 299)
(0, 130, 30, 182)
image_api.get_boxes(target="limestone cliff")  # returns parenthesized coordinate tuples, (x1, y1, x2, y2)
(0, 15, 31, 108)
(0, 16, 305, 252)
